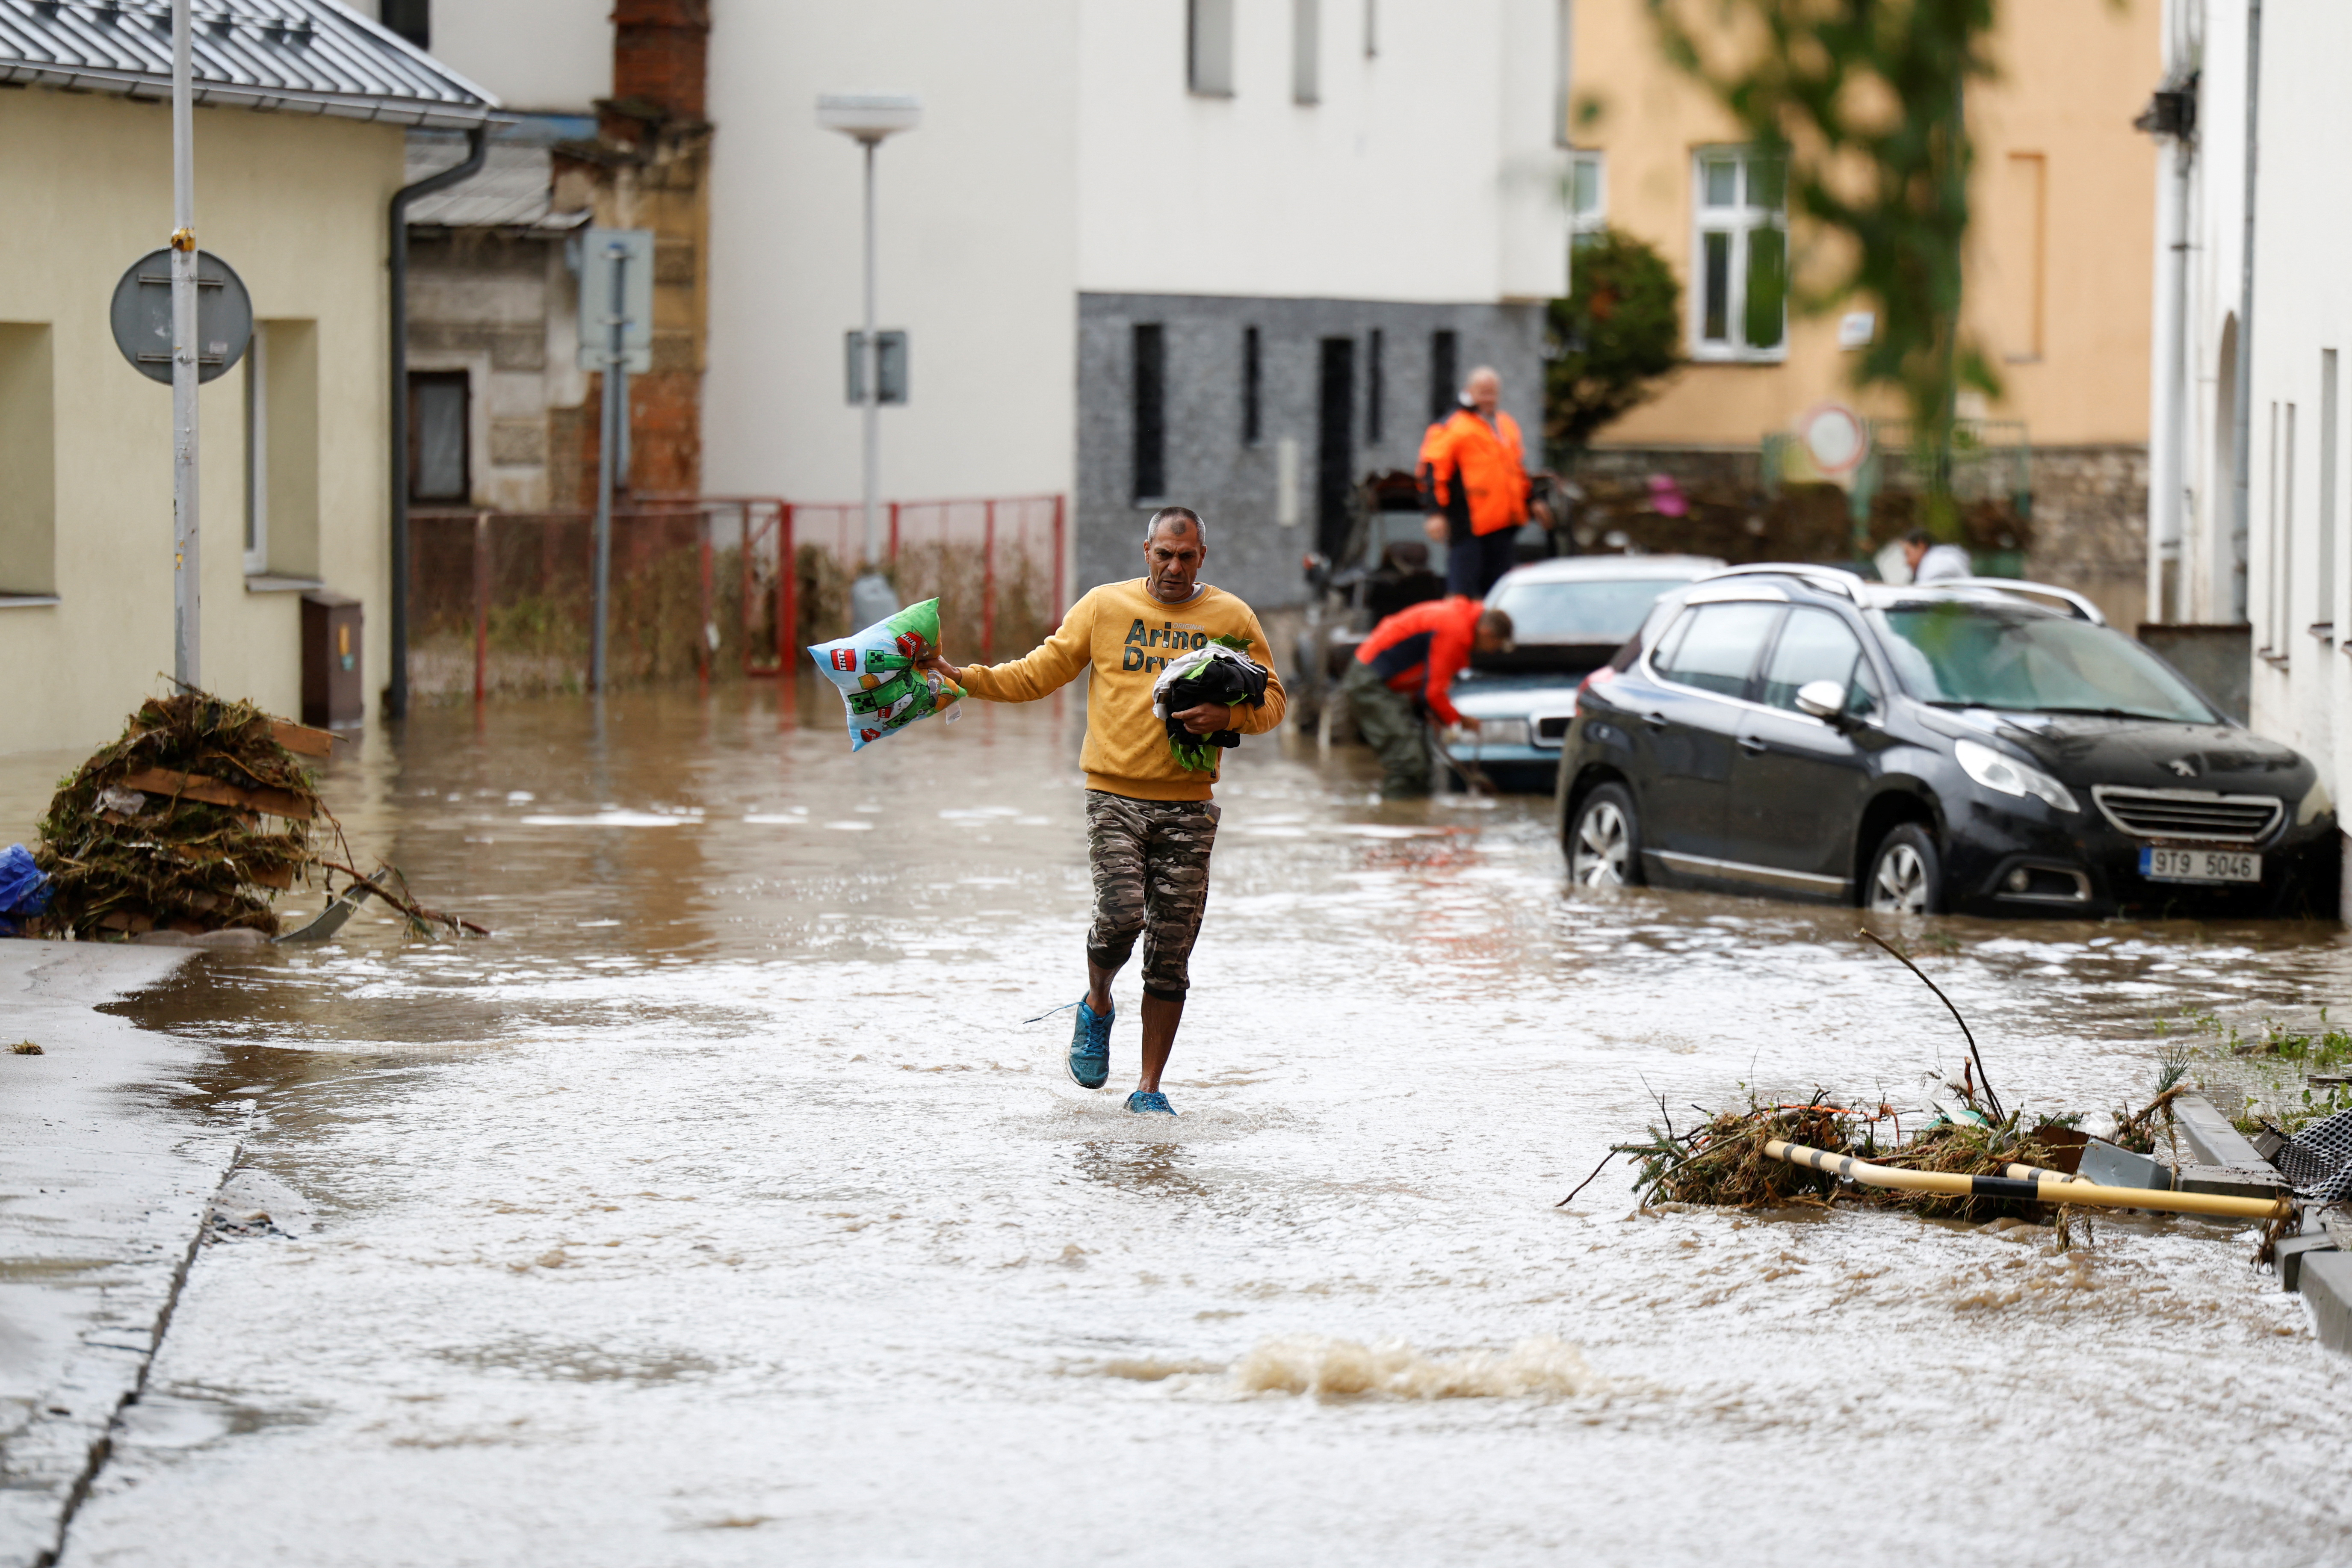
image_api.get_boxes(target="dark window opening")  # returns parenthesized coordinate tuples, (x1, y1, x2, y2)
(1428, 328, 1458, 424)
(407, 370, 468, 502)
(381, 0, 429, 50)
(1242, 326, 1262, 446)
(1133, 323, 1167, 501)
(1316, 337, 1356, 558)
(1187, 0, 1234, 96)
(1367, 328, 1385, 444)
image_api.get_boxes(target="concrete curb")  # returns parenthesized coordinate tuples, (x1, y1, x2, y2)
(0, 940, 242, 1568)
(2299, 1253, 2352, 1355)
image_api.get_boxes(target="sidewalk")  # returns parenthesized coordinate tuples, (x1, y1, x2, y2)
(0, 941, 239, 1568)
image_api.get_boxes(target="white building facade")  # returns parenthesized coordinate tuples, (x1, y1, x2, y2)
(2146, 0, 2352, 880)
(410, 0, 1574, 611)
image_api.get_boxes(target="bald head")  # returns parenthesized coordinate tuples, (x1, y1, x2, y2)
(1465, 366, 1501, 416)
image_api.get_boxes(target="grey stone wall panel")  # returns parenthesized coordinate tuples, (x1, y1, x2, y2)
(1076, 292, 1545, 612)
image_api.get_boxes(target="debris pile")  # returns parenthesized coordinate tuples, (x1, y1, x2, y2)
(30, 691, 328, 939)
(1585, 928, 2202, 1225)
(1607, 1092, 2087, 1224)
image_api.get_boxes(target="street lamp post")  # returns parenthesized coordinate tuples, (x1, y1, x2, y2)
(817, 93, 919, 611)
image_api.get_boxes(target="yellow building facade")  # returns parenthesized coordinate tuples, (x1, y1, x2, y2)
(0, 9, 493, 756)
(1567, 2, 2160, 623)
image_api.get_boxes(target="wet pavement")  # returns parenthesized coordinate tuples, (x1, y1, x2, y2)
(7, 681, 2352, 1565)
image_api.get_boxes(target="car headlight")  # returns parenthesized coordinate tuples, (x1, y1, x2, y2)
(1954, 737, 2080, 814)
(2299, 778, 2335, 826)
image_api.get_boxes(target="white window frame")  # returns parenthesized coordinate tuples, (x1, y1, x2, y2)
(243, 323, 268, 575)
(1690, 145, 1788, 363)
(1569, 150, 1607, 250)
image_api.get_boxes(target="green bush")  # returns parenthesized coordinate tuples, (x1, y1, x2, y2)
(1543, 227, 1684, 458)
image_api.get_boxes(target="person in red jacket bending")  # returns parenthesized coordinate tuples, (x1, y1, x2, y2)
(1419, 365, 1551, 599)
(1339, 595, 1513, 797)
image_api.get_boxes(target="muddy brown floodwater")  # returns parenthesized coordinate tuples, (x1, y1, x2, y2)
(8, 680, 2352, 1565)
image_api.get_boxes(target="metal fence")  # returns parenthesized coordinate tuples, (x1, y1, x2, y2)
(407, 494, 1066, 700)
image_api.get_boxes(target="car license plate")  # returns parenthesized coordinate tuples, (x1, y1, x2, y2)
(2140, 846, 2260, 883)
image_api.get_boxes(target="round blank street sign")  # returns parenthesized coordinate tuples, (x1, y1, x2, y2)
(1799, 402, 1870, 477)
(109, 248, 252, 385)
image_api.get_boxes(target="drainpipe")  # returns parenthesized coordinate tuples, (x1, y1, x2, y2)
(2144, 34, 2198, 625)
(2229, 0, 2260, 626)
(2149, 142, 2189, 623)
(386, 125, 489, 721)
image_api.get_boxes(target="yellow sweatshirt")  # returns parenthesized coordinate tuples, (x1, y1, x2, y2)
(957, 578, 1287, 801)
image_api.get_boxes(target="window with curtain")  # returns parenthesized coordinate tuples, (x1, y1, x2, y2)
(1569, 151, 1607, 252)
(1691, 145, 1787, 361)
(408, 371, 470, 503)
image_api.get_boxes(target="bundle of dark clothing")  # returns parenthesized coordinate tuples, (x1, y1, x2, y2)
(1153, 643, 1271, 770)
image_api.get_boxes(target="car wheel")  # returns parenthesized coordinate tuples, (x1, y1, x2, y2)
(1568, 783, 1643, 889)
(1866, 823, 1941, 915)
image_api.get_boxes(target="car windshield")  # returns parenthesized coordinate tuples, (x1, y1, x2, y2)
(1489, 578, 1689, 643)
(1870, 603, 2218, 722)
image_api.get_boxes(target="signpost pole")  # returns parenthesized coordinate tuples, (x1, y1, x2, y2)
(590, 242, 626, 692)
(860, 139, 881, 569)
(169, 0, 199, 689)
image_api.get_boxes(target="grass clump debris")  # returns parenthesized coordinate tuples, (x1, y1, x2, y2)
(32, 690, 322, 938)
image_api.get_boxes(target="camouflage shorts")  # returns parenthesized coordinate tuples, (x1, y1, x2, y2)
(1084, 791, 1220, 1002)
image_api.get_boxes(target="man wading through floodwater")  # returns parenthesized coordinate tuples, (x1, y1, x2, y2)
(920, 508, 1285, 1115)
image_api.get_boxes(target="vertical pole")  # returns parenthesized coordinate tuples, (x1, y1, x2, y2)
(169, 0, 199, 689)
(698, 510, 715, 683)
(1052, 493, 1067, 623)
(888, 499, 901, 565)
(591, 243, 625, 691)
(982, 499, 997, 658)
(861, 139, 882, 568)
(779, 502, 797, 663)
(741, 505, 762, 675)
(473, 510, 489, 704)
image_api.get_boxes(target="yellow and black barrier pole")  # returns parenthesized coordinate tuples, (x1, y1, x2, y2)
(1765, 1140, 2293, 1222)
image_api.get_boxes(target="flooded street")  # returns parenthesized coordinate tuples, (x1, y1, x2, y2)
(10, 683, 2352, 1565)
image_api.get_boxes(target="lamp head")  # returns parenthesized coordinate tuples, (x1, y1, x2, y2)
(817, 93, 922, 144)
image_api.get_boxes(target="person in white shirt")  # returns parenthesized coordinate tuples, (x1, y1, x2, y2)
(1901, 529, 1973, 585)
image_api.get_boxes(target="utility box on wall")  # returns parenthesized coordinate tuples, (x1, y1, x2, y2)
(301, 591, 363, 729)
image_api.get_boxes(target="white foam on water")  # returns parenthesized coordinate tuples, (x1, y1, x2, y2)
(519, 811, 688, 827)
(1232, 1335, 1600, 1400)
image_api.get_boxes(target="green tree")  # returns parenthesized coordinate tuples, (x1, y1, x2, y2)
(1545, 227, 1685, 458)
(1646, 0, 2001, 539)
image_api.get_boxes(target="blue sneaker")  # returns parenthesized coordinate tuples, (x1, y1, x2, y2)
(1067, 999, 1112, 1089)
(1125, 1090, 1176, 1116)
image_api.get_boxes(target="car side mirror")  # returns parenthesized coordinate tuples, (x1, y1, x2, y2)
(1794, 679, 1848, 722)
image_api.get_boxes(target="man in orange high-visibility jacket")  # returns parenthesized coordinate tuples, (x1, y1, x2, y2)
(1339, 595, 1514, 797)
(1419, 365, 1550, 599)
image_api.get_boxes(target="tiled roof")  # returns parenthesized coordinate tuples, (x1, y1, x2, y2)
(0, 0, 499, 128)
(404, 136, 588, 232)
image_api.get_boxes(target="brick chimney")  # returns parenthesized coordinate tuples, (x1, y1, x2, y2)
(553, 0, 712, 506)
(606, 0, 710, 135)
